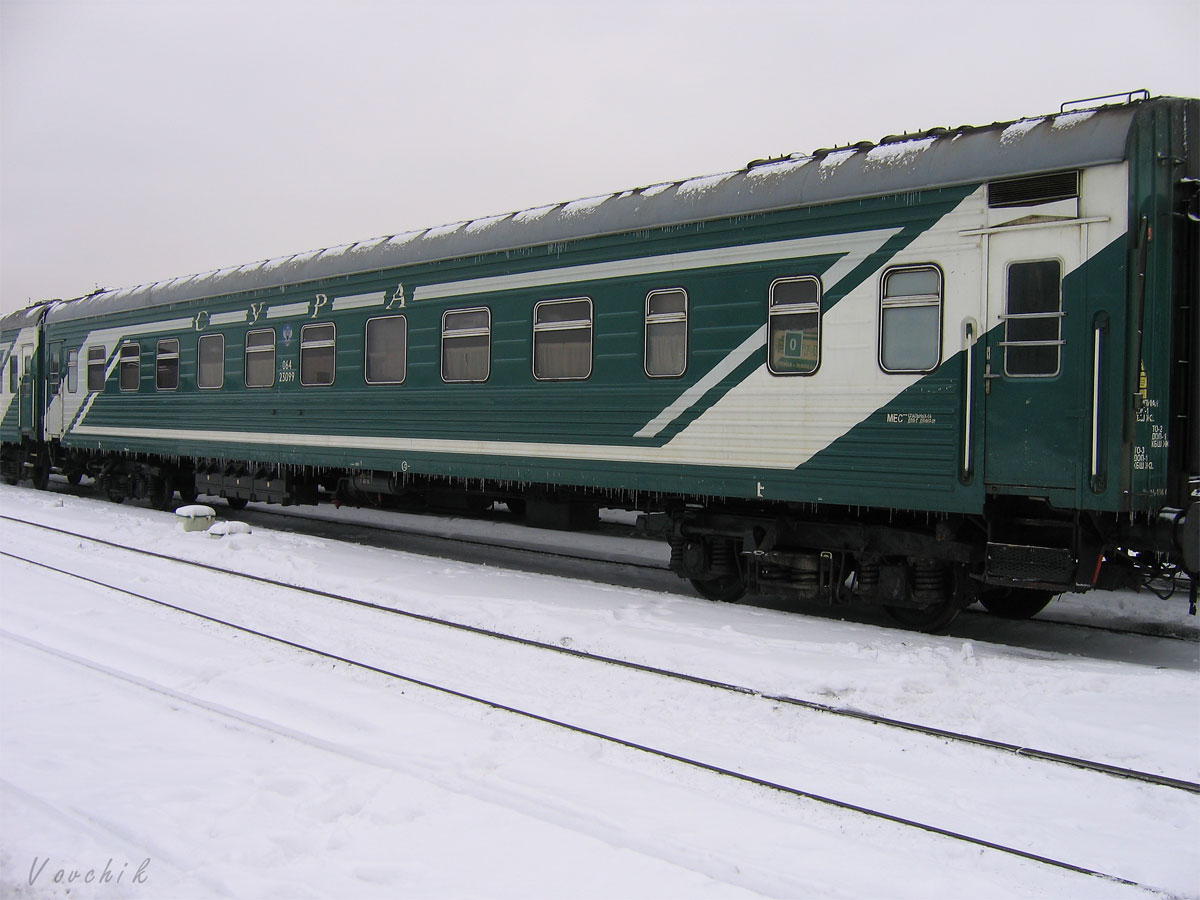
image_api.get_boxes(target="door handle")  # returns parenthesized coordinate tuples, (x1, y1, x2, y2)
(983, 363, 1000, 395)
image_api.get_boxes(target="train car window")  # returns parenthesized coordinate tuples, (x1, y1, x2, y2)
(365, 315, 407, 384)
(645, 289, 687, 377)
(245, 328, 276, 388)
(118, 343, 141, 392)
(198, 334, 224, 389)
(1003, 260, 1063, 377)
(301, 323, 337, 386)
(879, 265, 943, 373)
(533, 298, 592, 380)
(768, 276, 822, 375)
(442, 307, 491, 383)
(6, 356, 15, 393)
(67, 350, 78, 393)
(156, 338, 180, 391)
(87, 347, 106, 392)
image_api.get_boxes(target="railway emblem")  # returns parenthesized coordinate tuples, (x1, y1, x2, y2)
(281, 325, 294, 347)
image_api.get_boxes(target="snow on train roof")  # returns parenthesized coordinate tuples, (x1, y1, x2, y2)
(33, 100, 1144, 326)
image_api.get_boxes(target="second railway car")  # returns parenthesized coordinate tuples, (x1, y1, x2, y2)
(2, 93, 1197, 630)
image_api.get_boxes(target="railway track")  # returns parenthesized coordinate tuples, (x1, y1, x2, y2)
(26, 479, 1199, 642)
(4, 507, 1197, 799)
(6, 505, 1199, 893)
(4, 509, 1194, 797)
(233, 501, 1200, 644)
(3, 543, 1179, 893)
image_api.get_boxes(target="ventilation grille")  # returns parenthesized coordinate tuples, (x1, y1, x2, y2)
(987, 171, 1079, 208)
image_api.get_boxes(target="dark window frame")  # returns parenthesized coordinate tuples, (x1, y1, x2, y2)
(300, 322, 337, 387)
(245, 328, 276, 388)
(156, 338, 180, 391)
(365, 315, 408, 385)
(118, 343, 141, 392)
(1002, 258, 1064, 378)
(878, 264, 944, 374)
(87, 346, 106, 392)
(644, 288, 688, 378)
(441, 307, 492, 384)
(532, 297, 593, 381)
(767, 275, 822, 376)
(197, 333, 225, 390)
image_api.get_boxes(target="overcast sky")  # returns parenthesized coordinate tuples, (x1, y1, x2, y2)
(2, 0, 1197, 316)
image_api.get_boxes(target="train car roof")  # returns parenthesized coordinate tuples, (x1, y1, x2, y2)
(1, 301, 53, 331)
(23, 96, 1184, 327)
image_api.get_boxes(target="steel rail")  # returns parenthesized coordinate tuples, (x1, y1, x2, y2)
(0, 546, 1158, 892)
(238, 504, 1200, 643)
(28, 484, 1199, 642)
(241, 504, 667, 570)
(3, 510, 1197, 797)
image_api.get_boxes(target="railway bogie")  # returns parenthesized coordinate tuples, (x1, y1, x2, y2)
(3, 93, 1197, 629)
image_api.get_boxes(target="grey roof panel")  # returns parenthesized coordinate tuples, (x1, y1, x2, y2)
(2, 301, 56, 331)
(31, 100, 1149, 328)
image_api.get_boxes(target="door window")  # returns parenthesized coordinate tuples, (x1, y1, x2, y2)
(1003, 260, 1063, 377)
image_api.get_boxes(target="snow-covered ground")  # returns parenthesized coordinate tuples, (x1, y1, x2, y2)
(1, 484, 1197, 898)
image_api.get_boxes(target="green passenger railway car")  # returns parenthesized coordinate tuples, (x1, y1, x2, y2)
(3, 93, 1197, 630)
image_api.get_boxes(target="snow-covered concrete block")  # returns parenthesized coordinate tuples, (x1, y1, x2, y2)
(175, 504, 217, 532)
(207, 520, 252, 538)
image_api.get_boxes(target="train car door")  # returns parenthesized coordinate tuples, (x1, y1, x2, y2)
(983, 226, 1086, 492)
(47, 340, 64, 435)
(18, 343, 34, 435)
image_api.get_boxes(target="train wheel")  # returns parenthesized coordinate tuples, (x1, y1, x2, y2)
(225, 497, 249, 511)
(29, 460, 50, 491)
(66, 471, 83, 486)
(883, 600, 960, 633)
(148, 477, 175, 511)
(979, 588, 1054, 620)
(690, 574, 746, 603)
